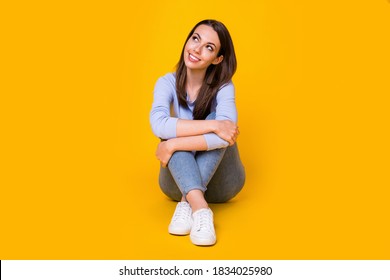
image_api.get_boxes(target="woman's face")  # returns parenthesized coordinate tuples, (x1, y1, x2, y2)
(184, 24, 224, 71)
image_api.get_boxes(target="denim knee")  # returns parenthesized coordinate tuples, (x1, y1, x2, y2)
(167, 151, 206, 197)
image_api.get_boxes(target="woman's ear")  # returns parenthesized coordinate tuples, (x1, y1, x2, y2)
(212, 55, 224, 65)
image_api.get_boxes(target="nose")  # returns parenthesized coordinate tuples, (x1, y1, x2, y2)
(193, 44, 201, 54)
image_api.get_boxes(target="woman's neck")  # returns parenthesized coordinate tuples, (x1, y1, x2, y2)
(186, 69, 205, 101)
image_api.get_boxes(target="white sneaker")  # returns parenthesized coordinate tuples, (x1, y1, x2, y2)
(190, 208, 216, 246)
(168, 202, 193, 235)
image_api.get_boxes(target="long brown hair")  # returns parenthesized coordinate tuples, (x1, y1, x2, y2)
(176, 19, 237, 120)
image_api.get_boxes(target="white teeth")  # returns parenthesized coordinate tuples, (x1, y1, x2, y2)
(189, 54, 200, 61)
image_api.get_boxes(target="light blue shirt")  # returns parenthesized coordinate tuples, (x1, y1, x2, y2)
(150, 72, 237, 150)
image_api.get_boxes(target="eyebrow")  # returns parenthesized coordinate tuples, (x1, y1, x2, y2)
(194, 32, 217, 48)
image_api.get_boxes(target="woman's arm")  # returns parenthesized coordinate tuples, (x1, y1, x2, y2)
(203, 82, 239, 150)
(150, 75, 238, 148)
(150, 76, 178, 140)
(156, 136, 208, 167)
(176, 119, 216, 137)
(156, 127, 239, 167)
(176, 119, 237, 145)
(176, 82, 239, 145)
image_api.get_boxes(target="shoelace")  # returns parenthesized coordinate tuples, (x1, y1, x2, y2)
(172, 203, 192, 222)
(194, 210, 213, 233)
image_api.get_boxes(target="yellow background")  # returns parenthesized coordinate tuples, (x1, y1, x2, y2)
(1, 0, 389, 259)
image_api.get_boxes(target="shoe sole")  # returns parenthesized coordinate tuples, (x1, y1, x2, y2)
(168, 228, 191, 235)
(190, 236, 216, 246)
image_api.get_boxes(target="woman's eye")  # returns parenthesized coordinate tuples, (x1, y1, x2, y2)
(206, 45, 213, 51)
(192, 36, 199, 41)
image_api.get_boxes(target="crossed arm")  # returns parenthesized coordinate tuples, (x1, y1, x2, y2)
(151, 76, 239, 167)
(156, 119, 239, 167)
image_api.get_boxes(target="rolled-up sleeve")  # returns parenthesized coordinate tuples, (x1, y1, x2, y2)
(203, 82, 238, 150)
(149, 76, 178, 139)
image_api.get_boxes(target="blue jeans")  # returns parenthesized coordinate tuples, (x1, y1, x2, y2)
(159, 144, 245, 203)
(159, 115, 245, 203)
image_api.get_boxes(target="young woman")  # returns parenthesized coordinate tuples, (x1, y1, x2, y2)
(150, 19, 245, 246)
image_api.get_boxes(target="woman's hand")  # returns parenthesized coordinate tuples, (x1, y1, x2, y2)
(214, 120, 240, 146)
(156, 140, 175, 168)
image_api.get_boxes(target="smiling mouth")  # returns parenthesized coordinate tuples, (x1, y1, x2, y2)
(188, 53, 200, 62)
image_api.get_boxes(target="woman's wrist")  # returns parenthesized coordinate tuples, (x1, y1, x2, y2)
(166, 138, 177, 153)
(209, 120, 219, 134)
